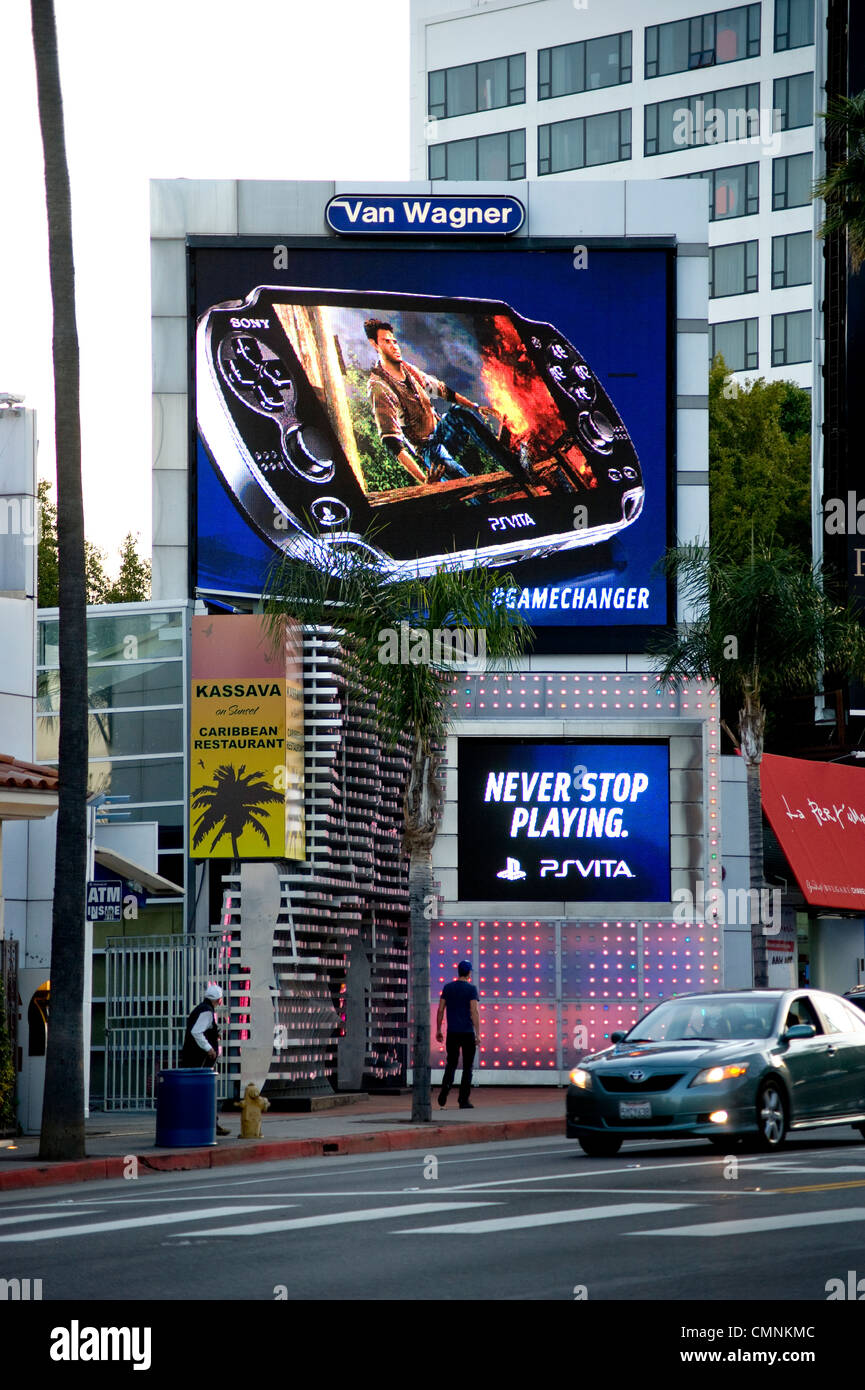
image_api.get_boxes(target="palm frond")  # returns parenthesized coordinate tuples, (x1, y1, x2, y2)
(648, 541, 865, 704)
(814, 91, 865, 269)
(263, 537, 533, 750)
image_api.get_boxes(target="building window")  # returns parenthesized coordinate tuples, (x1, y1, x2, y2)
(677, 162, 760, 220)
(772, 309, 811, 364)
(428, 54, 525, 119)
(772, 231, 812, 287)
(538, 109, 631, 175)
(645, 83, 760, 155)
(772, 151, 812, 208)
(645, 5, 761, 79)
(36, 607, 187, 880)
(429, 129, 526, 181)
(711, 318, 758, 370)
(773, 72, 814, 131)
(538, 32, 631, 99)
(775, 0, 814, 51)
(710, 241, 758, 296)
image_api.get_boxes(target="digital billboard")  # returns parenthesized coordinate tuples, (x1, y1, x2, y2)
(457, 739, 671, 902)
(192, 241, 673, 650)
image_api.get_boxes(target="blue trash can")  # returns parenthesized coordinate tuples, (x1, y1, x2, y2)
(155, 1069, 217, 1147)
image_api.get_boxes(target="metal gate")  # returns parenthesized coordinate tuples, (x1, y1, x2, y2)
(104, 935, 230, 1110)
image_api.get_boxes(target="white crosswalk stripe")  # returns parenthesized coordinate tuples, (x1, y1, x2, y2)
(629, 1206, 865, 1238)
(741, 1162, 865, 1175)
(0, 1209, 100, 1229)
(398, 1202, 692, 1235)
(173, 1202, 500, 1237)
(0, 1204, 292, 1243)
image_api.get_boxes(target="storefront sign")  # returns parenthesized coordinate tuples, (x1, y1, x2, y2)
(761, 752, 865, 911)
(86, 879, 123, 922)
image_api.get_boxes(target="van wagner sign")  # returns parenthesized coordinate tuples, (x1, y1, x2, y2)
(324, 194, 525, 235)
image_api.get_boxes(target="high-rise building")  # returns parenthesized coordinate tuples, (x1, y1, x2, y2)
(410, 0, 822, 396)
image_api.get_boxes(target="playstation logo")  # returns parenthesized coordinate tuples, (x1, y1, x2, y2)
(497, 857, 527, 881)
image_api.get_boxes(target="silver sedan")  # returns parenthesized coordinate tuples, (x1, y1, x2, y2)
(566, 988, 865, 1157)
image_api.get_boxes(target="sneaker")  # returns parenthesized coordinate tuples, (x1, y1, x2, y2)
(437, 1091, 448, 1108)
(458, 1101, 474, 1109)
(216, 1123, 230, 1136)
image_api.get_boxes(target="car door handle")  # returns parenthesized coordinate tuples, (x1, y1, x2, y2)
(826, 1045, 838, 1055)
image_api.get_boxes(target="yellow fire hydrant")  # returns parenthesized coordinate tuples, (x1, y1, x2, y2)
(239, 1083, 270, 1138)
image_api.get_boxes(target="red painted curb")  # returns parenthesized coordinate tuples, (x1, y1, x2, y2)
(0, 1117, 563, 1192)
(319, 1133, 391, 1157)
(504, 1119, 561, 1141)
(209, 1139, 318, 1167)
(383, 1130, 429, 1151)
(0, 1158, 113, 1189)
(137, 1150, 213, 1174)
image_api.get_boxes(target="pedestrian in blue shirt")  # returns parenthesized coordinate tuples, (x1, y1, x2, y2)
(436, 960, 480, 1109)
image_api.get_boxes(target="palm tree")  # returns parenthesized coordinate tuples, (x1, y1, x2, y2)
(814, 91, 865, 270)
(31, 0, 89, 1160)
(649, 540, 865, 987)
(191, 765, 284, 858)
(264, 546, 532, 1121)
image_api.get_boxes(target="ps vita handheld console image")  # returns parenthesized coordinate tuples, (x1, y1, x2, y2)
(196, 285, 645, 579)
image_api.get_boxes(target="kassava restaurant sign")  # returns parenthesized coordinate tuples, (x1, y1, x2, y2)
(190, 614, 305, 861)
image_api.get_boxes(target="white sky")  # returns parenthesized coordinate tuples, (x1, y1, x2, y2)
(0, 0, 409, 569)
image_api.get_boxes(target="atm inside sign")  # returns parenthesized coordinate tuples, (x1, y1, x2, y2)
(86, 880, 123, 922)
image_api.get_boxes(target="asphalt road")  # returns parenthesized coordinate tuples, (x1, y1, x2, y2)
(2, 1130, 865, 1306)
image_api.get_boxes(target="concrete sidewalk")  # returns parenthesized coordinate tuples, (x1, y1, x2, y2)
(0, 1087, 566, 1192)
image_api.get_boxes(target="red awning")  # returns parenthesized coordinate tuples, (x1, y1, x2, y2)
(760, 752, 865, 912)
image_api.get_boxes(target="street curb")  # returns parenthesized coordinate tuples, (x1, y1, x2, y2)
(0, 1117, 562, 1191)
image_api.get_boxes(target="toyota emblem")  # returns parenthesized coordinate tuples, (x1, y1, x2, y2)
(628, 1069, 645, 1083)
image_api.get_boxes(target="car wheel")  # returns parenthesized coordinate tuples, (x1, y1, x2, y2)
(754, 1080, 787, 1150)
(578, 1134, 623, 1158)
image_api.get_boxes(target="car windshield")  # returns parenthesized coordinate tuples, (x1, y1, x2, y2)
(626, 997, 777, 1043)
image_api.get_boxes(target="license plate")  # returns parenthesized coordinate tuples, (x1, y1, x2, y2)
(619, 1100, 652, 1119)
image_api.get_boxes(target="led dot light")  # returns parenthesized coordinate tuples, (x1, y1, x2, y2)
(438, 673, 722, 1067)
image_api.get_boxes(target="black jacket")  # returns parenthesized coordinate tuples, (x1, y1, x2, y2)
(180, 999, 220, 1067)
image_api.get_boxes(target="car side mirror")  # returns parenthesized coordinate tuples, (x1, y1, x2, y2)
(610, 1031, 626, 1043)
(783, 1023, 816, 1040)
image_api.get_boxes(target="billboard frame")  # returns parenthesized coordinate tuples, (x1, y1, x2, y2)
(186, 234, 678, 655)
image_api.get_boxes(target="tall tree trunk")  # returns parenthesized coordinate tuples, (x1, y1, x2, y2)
(32, 0, 88, 1160)
(740, 691, 768, 990)
(404, 736, 443, 1123)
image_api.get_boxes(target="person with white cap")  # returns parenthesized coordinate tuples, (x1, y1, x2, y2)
(180, 984, 230, 1135)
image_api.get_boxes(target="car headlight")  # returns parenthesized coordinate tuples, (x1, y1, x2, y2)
(569, 1067, 593, 1089)
(690, 1063, 749, 1086)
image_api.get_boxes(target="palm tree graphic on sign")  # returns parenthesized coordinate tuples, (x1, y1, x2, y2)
(192, 764, 284, 858)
